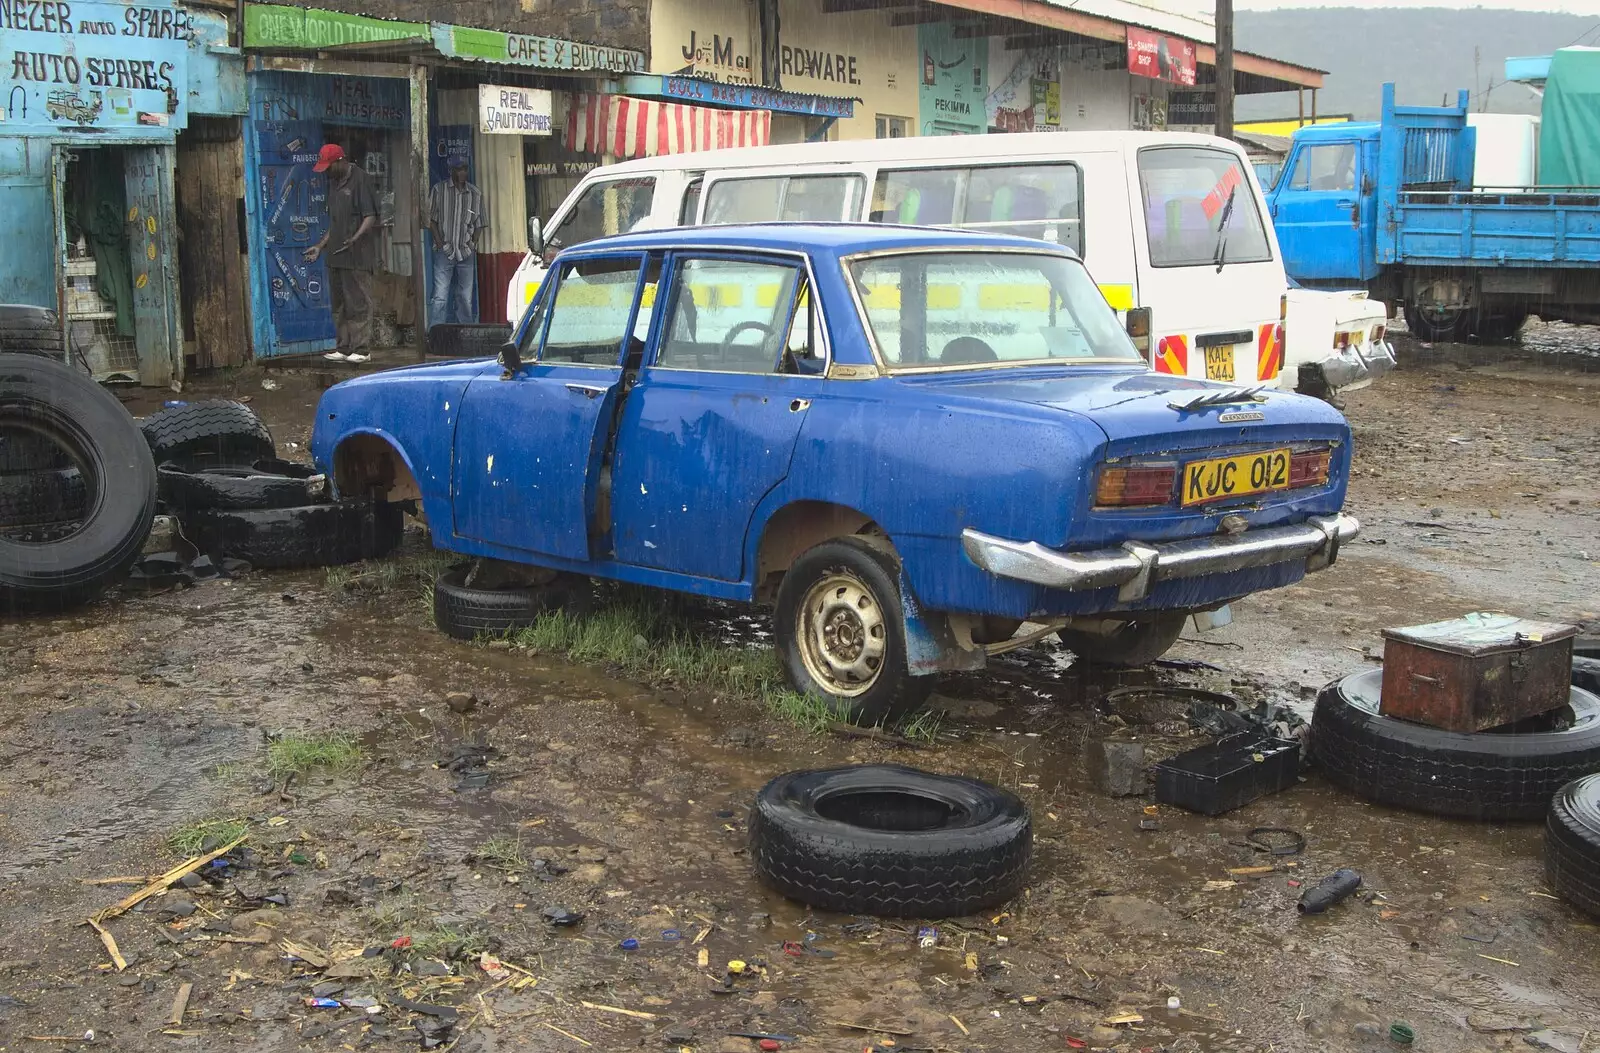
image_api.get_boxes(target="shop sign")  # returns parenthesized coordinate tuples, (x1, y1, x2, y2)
(251, 69, 408, 129)
(243, 4, 426, 49)
(0, 0, 191, 136)
(625, 75, 854, 118)
(526, 161, 598, 176)
(778, 45, 861, 86)
(434, 24, 644, 73)
(1126, 27, 1196, 87)
(675, 30, 753, 84)
(478, 84, 552, 135)
(917, 22, 983, 136)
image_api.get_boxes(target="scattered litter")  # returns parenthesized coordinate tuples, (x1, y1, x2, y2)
(479, 953, 510, 980)
(1155, 734, 1300, 815)
(393, 997, 459, 1021)
(169, 982, 193, 1026)
(305, 997, 341, 1009)
(1298, 869, 1362, 915)
(1226, 865, 1277, 877)
(1203, 880, 1238, 891)
(1478, 954, 1520, 967)
(916, 926, 938, 949)
(1390, 1023, 1415, 1045)
(619, 938, 640, 951)
(661, 929, 682, 941)
(727, 959, 748, 975)
(826, 1021, 914, 1037)
(1104, 1012, 1145, 1026)
(279, 939, 330, 968)
(727, 1031, 798, 1043)
(581, 1000, 658, 1021)
(1242, 827, 1307, 856)
(949, 1015, 970, 1035)
(1167, 996, 1181, 1010)
(543, 907, 584, 926)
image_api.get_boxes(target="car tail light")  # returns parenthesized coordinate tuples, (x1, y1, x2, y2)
(1096, 464, 1177, 507)
(1332, 331, 1350, 350)
(1125, 307, 1152, 359)
(1288, 448, 1332, 489)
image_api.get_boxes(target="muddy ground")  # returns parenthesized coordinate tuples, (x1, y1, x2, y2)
(2, 332, 1599, 1053)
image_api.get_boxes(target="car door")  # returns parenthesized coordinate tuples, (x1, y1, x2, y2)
(451, 252, 646, 561)
(608, 252, 827, 581)
(1269, 140, 1369, 283)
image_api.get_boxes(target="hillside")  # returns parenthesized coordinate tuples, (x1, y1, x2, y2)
(1235, 7, 1596, 120)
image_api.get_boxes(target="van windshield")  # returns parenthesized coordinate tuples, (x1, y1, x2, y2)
(1138, 147, 1272, 268)
(847, 251, 1141, 371)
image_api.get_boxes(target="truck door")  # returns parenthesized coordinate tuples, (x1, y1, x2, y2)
(1269, 140, 1371, 285)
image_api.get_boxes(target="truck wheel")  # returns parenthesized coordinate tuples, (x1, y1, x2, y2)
(1403, 303, 1467, 343)
(1474, 310, 1528, 344)
(774, 537, 935, 726)
(1057, 612, 1187, 667)
(1546, 774, 1600, 919)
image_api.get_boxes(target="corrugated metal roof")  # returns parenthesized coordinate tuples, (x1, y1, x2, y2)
(1038, 0, 1216, 45)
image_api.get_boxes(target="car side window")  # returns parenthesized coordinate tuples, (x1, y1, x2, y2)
(781, 282, 826, 375)
(540, 256, 644, 367)
(656, 258, 802, 374)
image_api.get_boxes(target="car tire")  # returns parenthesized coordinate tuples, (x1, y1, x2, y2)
(749, 764, 1032, 918)
(1310, 668, 1600, 821)
(140, 400, 275, 468)
(0, 467, 87, 529)
(431, 565, 587, 640)
(1546, 774, 1600, 918)
(158, 460, 327, 513)
(426, 323, 513, 359)
(184, 498, 403, 570)
(1057, 612, 1188, 667)
(774, 536, 936, 727)
(0, 353, 156, 610)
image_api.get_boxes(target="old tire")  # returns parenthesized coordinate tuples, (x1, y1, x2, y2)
(1546, 774, 1600, 918)
(775, 537, 935, 727)
(0, 468, 87, 529)
(427, 323, 513, 359)
(749, 765, 1032, 918)
(185, 499, 402, 570)
(432, 565, 585, 640)
(1057, 612, 1187, 668)
(0, 353, 156, 609)
(0, 305, 62, 354)
(158, 459, 327, 513)
(1403, 302, 1467, 343)
(1310, 668, 1600, 821)
(140, 400, 275, 468)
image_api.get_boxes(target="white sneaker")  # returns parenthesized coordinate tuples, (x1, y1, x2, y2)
(345, 353, 371, 363)
(323, 351, 349, 362)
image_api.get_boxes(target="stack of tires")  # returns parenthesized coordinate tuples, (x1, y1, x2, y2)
(145, 400, 404, 569)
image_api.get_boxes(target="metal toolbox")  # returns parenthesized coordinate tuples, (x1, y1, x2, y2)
(1379, 613, 1578, 732)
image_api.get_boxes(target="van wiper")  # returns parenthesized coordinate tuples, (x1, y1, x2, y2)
(1213, 185, 1238, 273)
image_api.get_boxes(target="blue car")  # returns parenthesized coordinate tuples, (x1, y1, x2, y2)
(312, 223, 1357, 723)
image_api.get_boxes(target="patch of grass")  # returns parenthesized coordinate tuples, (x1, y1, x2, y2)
(326, 550, 457, 599)
(475, 835, 528, 871)
(409, 926, 488, 960)
(266, 732, 361, 778)
(167, 817, 248, 856)
(208, 761, 253, 783)
(364, 892, 426, 933)
(894, 709, 945, 744)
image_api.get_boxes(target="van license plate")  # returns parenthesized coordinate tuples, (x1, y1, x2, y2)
(1181, 448, 1291, 506)
(1204, 346, 1235, 381)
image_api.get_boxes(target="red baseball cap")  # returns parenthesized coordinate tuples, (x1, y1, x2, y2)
(312, 144, 345, 172)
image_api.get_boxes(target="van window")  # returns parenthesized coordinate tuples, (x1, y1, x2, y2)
(1138, 147, 1272, 268)
(546, 177, 656, 252)
(1285, 144, 1357, 192)
(680, 178, 703, 225)
(871, 164, 1084, 256)
(704, 174, 865, 225)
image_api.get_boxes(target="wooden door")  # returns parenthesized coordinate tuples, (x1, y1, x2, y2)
(176, 118, 249, 369)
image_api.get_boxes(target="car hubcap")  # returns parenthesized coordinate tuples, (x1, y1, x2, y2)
(797, 573, 887, 697)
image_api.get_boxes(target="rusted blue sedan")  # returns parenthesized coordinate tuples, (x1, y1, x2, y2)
(312, 224, 1357, 723)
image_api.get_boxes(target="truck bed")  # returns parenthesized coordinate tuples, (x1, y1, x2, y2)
(1392, 188, 1600, 268)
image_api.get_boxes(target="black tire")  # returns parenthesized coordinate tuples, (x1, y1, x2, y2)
(139, 401, 275, 468)
(749, 765, 1032, 918)
(1057, 611, 1188, 667)
(184, 499, 402, 570)
(1311, 668, 1600, 821)
(774, 537, 935, 726)
(431, 565, 588, 640)
(427, 323, 513, 359)
(1546, 774, 1600, 918)
(1403, 302, 1467, 343)
(0, 353, 156, 610)
(0, 426, 72, 472)
(0, 468, 87, 529)
(158, 460, 327, 513)
(0, 305, 62, 353)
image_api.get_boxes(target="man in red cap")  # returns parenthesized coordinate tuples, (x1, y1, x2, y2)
(303, 143, 380, 363)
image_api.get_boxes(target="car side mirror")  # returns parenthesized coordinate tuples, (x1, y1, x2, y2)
(527, 216, 543, 255)
(498, 340, 522, 377)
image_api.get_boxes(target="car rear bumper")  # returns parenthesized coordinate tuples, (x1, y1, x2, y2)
(1312, 340, 1397, 392)
(961, 513, 1360, 603)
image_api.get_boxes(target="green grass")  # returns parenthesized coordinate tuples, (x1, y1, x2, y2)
(325, 550, 457, 599)
(409, 926, 488, 960)
(475, 835, 529, 871)
(168, 817, 248, 856)
(266, 732, 362, 778)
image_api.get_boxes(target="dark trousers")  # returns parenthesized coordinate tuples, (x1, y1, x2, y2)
(330, 267, 374, 351)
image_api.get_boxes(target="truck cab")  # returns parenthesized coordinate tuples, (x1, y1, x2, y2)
(1266, 123, 1382, 289)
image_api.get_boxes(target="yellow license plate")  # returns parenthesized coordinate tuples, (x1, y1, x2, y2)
(1204, 345, 1235, 381)
(1182, 448, 1291, 506)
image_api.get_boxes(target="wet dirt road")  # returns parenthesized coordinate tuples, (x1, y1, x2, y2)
(1, 342, 1598, 1053)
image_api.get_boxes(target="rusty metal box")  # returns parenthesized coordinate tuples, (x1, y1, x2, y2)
(1380, 613, 1578, 732)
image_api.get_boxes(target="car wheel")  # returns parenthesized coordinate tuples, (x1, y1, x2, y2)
(431, 564, 588, 640)
(1057, 612, 1187, 667)
(139, 400, 275, 469)
(1547, 774, 1600, 918)
(158, 460, 327, 513)
(774, 537, 935, 726)
(0, 353, 156, 610)
(1311, 668, 1600, 821)
(749, 764, 1032, 918)
(185, 498, 403, 570)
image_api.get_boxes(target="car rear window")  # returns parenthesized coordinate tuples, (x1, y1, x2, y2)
(1138, 146, 1272, 268)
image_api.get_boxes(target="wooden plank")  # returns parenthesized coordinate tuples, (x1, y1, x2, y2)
(176, 126, 249, 369)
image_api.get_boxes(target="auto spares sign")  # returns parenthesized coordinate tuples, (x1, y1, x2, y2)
(1126, 27, 1196, 87)
(478, 84, 552, 136)
(0, 0, 192, 136)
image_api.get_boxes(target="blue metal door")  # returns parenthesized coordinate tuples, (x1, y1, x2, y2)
(1269, 139, 1370, 284)
(252, 119, 335, 353)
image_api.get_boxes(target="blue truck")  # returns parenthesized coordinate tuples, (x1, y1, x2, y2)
(1267, 83, 1600, 342)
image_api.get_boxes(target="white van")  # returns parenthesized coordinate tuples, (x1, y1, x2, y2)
(506, 131, 1392, 393)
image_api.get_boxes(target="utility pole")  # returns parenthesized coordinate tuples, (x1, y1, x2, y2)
(1214, 0, 1234, 139)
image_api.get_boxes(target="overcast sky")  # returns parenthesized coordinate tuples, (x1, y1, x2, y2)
(1164, 0, 1597, 15)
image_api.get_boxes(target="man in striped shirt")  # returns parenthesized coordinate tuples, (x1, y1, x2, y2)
(428, 157, 484, 324)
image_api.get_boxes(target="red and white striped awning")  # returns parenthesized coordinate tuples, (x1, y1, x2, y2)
(566, 93, 771, 160)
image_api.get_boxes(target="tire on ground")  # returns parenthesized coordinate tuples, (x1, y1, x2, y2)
(0, 353, 156, 610)
(184, 498, 402, 569)
(1057, 611, 1188, 668)
(139, 400, 275, 468)
(1546, 774, 1600, 918)
(774, 536, 936, 727)
(0, 305, 63, 354)
(1311, 668, 1600, 821)
(0, 468, 87, 528)
(431, 565, 588, 640)
(158, 460, 326, 513)
(749, 764, 1032, 918)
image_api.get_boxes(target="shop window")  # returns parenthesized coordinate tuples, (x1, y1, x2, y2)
(703, 175, 864, 225)
(546, 178, 657, 252)
(657, 257, 801, 374)
(540, 255, 644, 366)
(876, 115, 909, 139)
(871, 163, 1084, 256)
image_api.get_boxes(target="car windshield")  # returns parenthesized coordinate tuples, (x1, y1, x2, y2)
(847, 251, 1141, 371)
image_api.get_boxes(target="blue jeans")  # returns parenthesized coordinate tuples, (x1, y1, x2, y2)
(430, 252, 477, 324)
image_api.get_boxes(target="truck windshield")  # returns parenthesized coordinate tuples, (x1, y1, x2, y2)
(1138, 147, 1272, 268)
(847, 251, 1141, 371)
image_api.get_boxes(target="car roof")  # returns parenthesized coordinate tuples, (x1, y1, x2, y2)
(562, 222, 1079, 258)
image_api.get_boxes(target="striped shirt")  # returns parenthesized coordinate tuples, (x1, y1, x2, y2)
(429, 179, 484, 262)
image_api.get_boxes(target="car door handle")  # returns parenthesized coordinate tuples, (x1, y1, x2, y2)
(789, 398, 811, 413)
(565, 383, 606, 400)
(1334, 200, 1356, 209)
